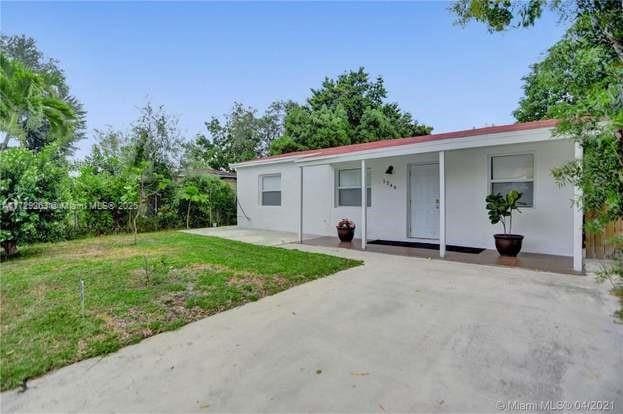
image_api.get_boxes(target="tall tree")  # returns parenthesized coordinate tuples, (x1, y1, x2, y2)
(183, 102, 285, 171)
(0, 35, 86, 154)
(270, 68, 432, 154)
(456, 3, 623, 229)
(452, 0, 623, 289)
(129, 102, 184, 173)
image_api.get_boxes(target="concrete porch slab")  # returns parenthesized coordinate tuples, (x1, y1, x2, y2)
(183, 226, 299, 246)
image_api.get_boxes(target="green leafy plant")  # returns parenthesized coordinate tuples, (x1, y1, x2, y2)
(176, 181, 208, 229)
(485, 190, 523, 234)
(0, 147, 69, 257)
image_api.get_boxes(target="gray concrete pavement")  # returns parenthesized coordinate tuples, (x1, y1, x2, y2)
(183, 226, 299, 246)
(2, 241, 622, 413)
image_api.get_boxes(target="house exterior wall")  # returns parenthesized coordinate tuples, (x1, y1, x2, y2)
(236, 139, 575, 256)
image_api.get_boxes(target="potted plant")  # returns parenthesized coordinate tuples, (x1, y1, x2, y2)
(336, 218, 356, 242)
(485, 190, 524, 257)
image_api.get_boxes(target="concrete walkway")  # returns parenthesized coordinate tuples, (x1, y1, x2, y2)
(3, 237, 622, 413)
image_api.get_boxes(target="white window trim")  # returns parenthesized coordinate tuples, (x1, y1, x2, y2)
(487, 152, 536, 208)
(335, 168, 372, 207)
(259, 173, 282, 207)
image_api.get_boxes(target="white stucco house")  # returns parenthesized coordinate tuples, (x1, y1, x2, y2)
(231, 119, 583, 272)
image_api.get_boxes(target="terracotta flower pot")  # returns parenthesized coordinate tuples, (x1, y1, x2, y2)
(494, 234, 524, 257)
(336, 226, 355, 242)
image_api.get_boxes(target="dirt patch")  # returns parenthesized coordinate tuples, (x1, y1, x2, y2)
(228, 273, 291, 295)
(160, 292, 208, 321)
(65, 246, 177, 261)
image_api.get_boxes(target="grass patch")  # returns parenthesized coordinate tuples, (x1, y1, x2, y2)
(0, 231, 361, 391)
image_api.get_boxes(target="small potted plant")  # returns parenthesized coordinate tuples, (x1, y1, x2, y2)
(336, 218, 356, 242)
(485, 190, 524, 257)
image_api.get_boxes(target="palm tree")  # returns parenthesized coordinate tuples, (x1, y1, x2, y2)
(0, 52, 76, 150)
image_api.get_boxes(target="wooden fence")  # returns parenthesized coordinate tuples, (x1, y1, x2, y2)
(585, 218, 623, 259)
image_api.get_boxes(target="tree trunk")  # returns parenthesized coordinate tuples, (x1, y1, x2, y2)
(186, 202, 191, 229)
(0, 132, 12, 151)
(1, 239, 18, 257)
(132, 211, 138, 244)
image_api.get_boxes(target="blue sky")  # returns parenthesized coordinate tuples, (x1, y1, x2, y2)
(2, 1, 568, 158)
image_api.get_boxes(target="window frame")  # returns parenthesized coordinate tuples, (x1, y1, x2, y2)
(259, 173, 282, 207)
(487, 152, 535, 208)
(335, 168, 372, 207)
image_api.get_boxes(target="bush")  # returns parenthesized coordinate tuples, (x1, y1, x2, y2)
(176, 175, 236, 229)
(0, 147, 70, 256)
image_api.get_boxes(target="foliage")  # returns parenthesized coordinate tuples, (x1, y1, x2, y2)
(514, 17, 619, 121)
(0, 53, 77, 152)
(336, 218, 355, 229)
(0, 231, 361, 391)
(507, 14, 623, 232)
(62, 105, 237, 250)
(270, 68, 432, 154)
(281, 103, 351, 150)
(0, 147, 70, 256)
(485, 190, 523, 234)
(268, 135, 306, 155)
(0, 35, 86, 154)
(176, 181, 207, 229)
(129, 102, 184, 172)
(184, 101, 286, 171)
(176, 175, 236, 229)
(453, 1, 623, 293)
(451, 0, 623, 63)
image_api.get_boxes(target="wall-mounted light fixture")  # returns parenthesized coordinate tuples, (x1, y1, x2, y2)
(385, 165, 394, 175)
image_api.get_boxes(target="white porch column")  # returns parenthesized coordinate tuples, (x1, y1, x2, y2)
(439, 151, 446, 258)
(361, 159, 367, 250)
(298, 166, 304, 243)
(573, 143, 583, 272)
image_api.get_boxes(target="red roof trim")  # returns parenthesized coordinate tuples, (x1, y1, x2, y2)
(256, 119, 558, 162)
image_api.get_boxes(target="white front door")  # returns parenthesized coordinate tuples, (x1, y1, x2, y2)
(409, 163, 440, 239)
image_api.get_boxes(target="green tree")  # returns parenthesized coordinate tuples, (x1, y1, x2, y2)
(176, 181, 207, 229)
(512, 18, 622, 231)
(281, 104, 351, 150)
(129, 102, 184, 172)
(451, 0, 622, 62)
(0, 35, 86, 154)
(0, 53, 77, 152)
(271, 68, 432, 154)
(452, 0, 623, 291)
(184, 102, 285, 171)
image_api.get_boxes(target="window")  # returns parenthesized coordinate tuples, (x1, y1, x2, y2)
(489, 154, 534, 207)
(260, 174, 281, 206)
(336, 168, 371, 207)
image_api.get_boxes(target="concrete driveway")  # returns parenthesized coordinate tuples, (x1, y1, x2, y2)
(3, 238, 622, 413)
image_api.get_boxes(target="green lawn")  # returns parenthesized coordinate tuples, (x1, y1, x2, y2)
(0, 231, 361, 391)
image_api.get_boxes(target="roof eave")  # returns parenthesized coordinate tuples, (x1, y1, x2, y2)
(295, 126, 558, 166)
(231, 122, 560, 169)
